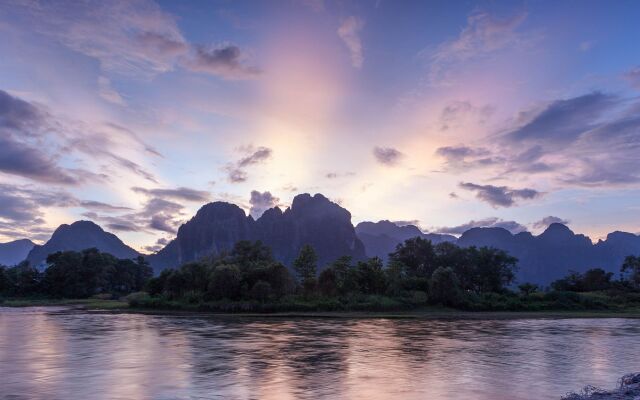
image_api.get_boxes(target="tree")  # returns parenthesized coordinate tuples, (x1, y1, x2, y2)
(622, 256, 640, 289)
(518, 282, 539, 296)
(582, 268, 613, 291)
(250, 280, 272, 302)
(208, 264, 242, 300)
(388, 237, 437, 278)
(429, 267, 461, 306)
(469, 247, 517, 293)
(434, 242, 475, 291)
(229, 240, 274, 270)
(318, 267, 338, 296)
(293, 245, 318, 289)
(355, 257, 387, 295)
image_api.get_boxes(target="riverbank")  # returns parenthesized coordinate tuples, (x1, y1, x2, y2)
(3, 298, 640, 319)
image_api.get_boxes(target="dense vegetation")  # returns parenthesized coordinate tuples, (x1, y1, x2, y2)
(2, 241, 639, 313)
(0, 248, 152, 299)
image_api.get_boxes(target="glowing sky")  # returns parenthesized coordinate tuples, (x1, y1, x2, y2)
(1, 0, 639, 252)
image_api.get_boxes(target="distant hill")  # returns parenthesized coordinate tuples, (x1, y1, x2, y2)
(457, 223, 640, 285)
(0, 239, 35, 266)
(149, 193, 366, 272)
(355, 220, 456, 262)
(25, 221, 140, 267)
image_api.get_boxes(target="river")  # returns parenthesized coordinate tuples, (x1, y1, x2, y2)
(1, 307, 639, 399)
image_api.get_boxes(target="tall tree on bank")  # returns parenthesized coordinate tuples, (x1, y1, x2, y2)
(294, 244, 318, 293)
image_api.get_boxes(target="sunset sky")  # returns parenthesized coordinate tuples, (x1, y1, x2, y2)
(1, 0, 639, 252)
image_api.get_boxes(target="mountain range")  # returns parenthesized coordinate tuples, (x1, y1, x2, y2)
(1, 193, 639, 285)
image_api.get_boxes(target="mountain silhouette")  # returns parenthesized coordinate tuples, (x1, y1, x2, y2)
(457, 223, 640, 285)
(355, 220, 456, 262)
(9, 195, 640, 285)
(149, 193, 366, 272)
(25, 221, 140, 268)
(0, 239, 35, 266)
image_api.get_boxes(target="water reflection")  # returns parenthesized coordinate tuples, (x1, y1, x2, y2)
(1, 308, 639, 400)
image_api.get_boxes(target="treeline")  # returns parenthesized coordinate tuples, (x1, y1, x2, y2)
(2, 240, 639, 313)
(0, 248, 152, 299)
(136, 238, 521, 311)
(137, 238, 640, 312)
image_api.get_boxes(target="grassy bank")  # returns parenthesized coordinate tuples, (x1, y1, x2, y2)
(1, 297, 128, 309)
(2, 298, 640, 319)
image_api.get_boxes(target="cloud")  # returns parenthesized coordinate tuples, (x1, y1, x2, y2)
(532, 216, 569, 230)
(98, 76, 125, 105)
(392, 220, 421, 228)
(0, 88, 44, 132)
(0, 134, 80, 184)
(95, 197, 185, 234)
(131, 186, 210, 202)
(504, 92, 617, 144)
(439, 101, 494, 130)
(249, 190, 280, 218)
(4, 0, 259, 81)
(624, 66, 640, 90)
(1, 89, 158, 184)
(373, 146, 403, 166)
(79, 200, 133, 212)
(237, 146, 273, 167)
(184, 44, 260, 80)
(0, 183, 78, 241)
(225, 145, 273, 183)
(459, 182, 543, 207)
(326, 171, 355, 179)
(435, 217, 527, 235)
(6, 0, 187, 78)
(142, 237, 169, 254)
(428, 10, 529, 85)
(435, 145, 502, 171)
(338, 16, 365, 69)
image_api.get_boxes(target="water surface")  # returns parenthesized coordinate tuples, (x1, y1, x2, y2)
(1, 307, 639, 399)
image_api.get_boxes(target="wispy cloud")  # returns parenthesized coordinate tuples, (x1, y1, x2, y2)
(338, 16, 365, 69)
(427, 10, 529, 85)
(224, 145, 273, 183)
(4, 0, 259, 81)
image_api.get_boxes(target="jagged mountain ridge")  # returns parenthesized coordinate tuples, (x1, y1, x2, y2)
(355, 220, 456, 262)
(25, 221, 140, 267)
(4, 194, 639, 286)
(148, 193, 367, 272)
(355, 221, 640, 285)
(0, 239, 35, 266)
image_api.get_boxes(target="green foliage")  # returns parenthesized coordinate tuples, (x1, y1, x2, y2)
(0, 249, 151, 299)
(429, 267, 462, 306)
(355, 257, 387, 294)
(622, 256, 640, 289)
(389, 237, 436, 278)
(518, 282, 539, 296)
(293, 244, 318, 284)
(208, 264, 242, 300)
(551, 268, 614, 292)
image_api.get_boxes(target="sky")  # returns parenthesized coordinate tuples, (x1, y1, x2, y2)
(1, 0, 639, 252)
